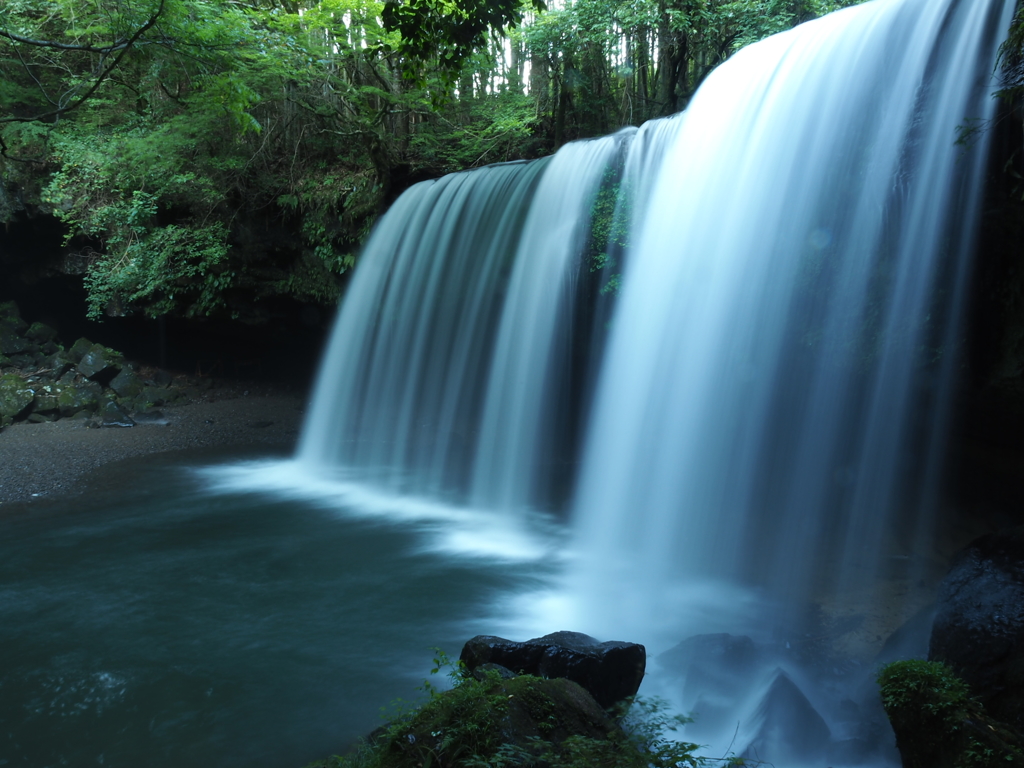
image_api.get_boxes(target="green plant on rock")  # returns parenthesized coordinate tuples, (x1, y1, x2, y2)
(306, 651, 748, 768)
(878, 659, 1024, 768)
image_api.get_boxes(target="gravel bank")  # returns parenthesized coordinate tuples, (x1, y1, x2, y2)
(0, 386, 306, 506)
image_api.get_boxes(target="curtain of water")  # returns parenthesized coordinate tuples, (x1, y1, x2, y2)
(297, 161, 548, 499)
(566, 0, 1014, 646)
(470, 131, 634, 514)
(298, 132, 630, 512)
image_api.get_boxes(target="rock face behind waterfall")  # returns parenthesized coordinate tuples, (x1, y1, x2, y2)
(930, 527, 1024, 729)
(460, 631, 646, 709)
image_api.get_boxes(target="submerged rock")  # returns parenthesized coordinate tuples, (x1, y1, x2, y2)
(460, 630, 646, 709)
(658, 633, 760, 738)
(740, 668, 831, 763)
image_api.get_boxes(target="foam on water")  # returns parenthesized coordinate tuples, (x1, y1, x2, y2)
(199, 460, 565, 562)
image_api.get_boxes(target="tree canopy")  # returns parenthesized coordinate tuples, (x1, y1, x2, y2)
(1, 0, 864, 320)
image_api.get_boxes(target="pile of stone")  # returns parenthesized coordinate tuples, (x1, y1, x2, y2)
(0, 301, 186, 428)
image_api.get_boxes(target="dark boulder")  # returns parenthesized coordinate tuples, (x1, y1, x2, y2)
(740, 668, 831, 764)
(41, 351, 75, 379)
(101, 400, 135, 428)
(77, 343, 124, 384)
(657, 633, 760, 738)
(460, 631, 645, 709)
(109, 366, 144, 399)
(25, 322, 57, 344)
(66, 337, 94, 364)
(930, 526, 1024, 729)
(879, 659, 1024, 768)
(135, 385, 181, 408)
(0, 322, 31, 355)
(0, 302, 27, 334)
(31, 383, 61, 414)
(57, 381, 103, 417)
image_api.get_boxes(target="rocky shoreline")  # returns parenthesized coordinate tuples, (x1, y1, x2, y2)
(0, 300, 308, 507)
(0, 390, 305, 507)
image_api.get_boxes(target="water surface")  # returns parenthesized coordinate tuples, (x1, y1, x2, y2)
(0, 449, 557, 768)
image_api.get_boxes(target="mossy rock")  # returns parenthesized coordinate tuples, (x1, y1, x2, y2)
(136, 385, 182, 408)
(0, 301, 20, 321)
(57, 381, 103, 417)
(25, 322, 58, 344)
(41, 351, 75, 379)
(31, 383, 61, 414)
(109, 367, 144, 399)
(371, 673, 621, 768)
(67, 337, 94, 364)
(77, 343, 124, 382)
(879, 659, 1024, 768)
(0, 302, 27, 334)
(0, 374, 34, 420)
(0, 322, 31, 355)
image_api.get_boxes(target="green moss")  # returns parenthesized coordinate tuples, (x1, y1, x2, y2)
(878, 660, 1024, 768)
(308, 654, 740, 768)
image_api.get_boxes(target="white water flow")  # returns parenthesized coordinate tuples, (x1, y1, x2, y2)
(299, 133, 629, 518)
(568, 0, 1010, 634)
(556, 0, 1012, 761)
(285, 0, 1013, 763)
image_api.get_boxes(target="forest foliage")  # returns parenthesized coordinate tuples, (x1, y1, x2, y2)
(1, 0, 865, 318)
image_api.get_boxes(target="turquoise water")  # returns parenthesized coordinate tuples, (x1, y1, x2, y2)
(0, 450, 557, 768)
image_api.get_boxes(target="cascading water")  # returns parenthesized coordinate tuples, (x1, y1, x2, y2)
(557, 0, 1014, 761)
(298, 132, 631, 517)
(291, 0, 1013, 763)
(569, 0, 1012, 633)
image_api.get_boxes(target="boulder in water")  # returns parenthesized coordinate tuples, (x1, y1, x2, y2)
(930, 526, 1024, 729)
(460, 631, 646, 709)
(657, 633, 760, 738)
(740, 668, 830, 763)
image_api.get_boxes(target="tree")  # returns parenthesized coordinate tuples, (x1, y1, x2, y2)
(0, 0, 868, 319)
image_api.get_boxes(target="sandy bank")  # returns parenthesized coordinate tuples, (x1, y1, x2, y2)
(0, 387, 305, 506)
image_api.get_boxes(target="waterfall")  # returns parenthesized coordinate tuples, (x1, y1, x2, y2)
(567, 0, 1011, 639)
(298, 133, 630, 514)
(292, 0, 1013, 762)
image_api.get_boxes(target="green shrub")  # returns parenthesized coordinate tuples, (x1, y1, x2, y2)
(306, 652, 749, 768)
(878, 659, 1024, 768)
